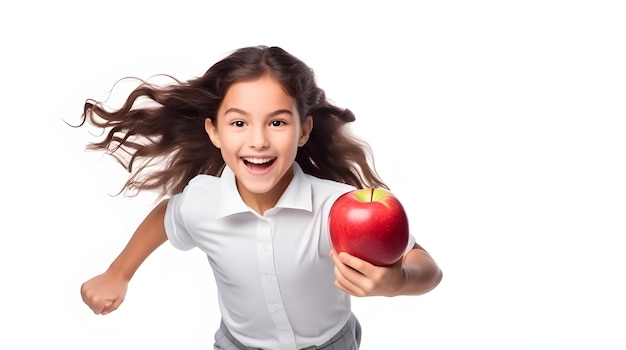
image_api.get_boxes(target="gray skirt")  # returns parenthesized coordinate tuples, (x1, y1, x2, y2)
(214, 313, 362, 350)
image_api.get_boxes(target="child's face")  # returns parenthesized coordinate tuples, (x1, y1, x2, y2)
(205, 75, 312, 209)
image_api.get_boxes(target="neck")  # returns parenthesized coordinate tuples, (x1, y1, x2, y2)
(237, 168, 294, 215)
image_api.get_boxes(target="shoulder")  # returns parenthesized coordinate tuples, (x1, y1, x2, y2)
(304, 173, 355, 192)
(306, 173, 354, 192)
(303, 173, 355, 207)
(170, 174, 221, 211)
(186, 174, 220, 189)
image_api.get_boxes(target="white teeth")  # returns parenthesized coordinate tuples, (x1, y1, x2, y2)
(243, 157, 274, 164)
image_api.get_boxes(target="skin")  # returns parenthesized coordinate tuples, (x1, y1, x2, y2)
(330, 244, 442, 297)
(204, 74, 313, 215)
(80, 200, 168, 315)
(80, 75, 442, 315)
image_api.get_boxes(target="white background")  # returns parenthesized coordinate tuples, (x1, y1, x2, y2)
(1, 1, 625, 349)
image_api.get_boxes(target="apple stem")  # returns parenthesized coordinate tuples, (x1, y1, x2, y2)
(370, 188, 374, 201)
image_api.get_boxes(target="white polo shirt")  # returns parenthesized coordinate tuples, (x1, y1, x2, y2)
(165, 163, 414, 349)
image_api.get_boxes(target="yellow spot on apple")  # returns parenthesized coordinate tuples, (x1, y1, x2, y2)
(353, 188, 392, 208)
(371, 188, 389, 201)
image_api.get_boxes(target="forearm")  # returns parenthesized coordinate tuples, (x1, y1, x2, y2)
(399, 244, 443, 295)
(107, 199, 169, 281)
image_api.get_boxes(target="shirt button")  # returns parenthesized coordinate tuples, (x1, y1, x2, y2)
(281, 330, 291, 338)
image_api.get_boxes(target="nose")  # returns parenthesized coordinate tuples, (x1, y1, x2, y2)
(248, 125, 269, 149)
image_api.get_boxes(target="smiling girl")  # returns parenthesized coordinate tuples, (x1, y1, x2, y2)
(77, 45, 442, 350)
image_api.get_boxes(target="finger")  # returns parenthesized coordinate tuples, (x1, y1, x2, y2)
(80, 283, 92, 304)
(330, 250, 360, 273)
(337, 252, 373, 275)
(333, 267, 363, 297)
(93, 298, 111, 315)
(330, 251, 358, 293)
(86, 299, 105, 315)
(84, 295, 114, 315)
(333, 252, 373, 286)
(101, 300, 115, 315)
(81, 284, 103, 313)
(332, 260, 367, 297)
(102, 295, 125, 315)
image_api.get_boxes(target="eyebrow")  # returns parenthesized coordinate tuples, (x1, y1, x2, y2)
(223, 108, 293, 118)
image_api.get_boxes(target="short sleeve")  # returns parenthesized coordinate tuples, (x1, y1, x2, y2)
(164, 192, 196, 251)
(403, 234, 416, 256)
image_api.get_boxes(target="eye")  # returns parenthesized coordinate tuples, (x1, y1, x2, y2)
(270, 120, 285, 127)
(231, 120, 245, 127)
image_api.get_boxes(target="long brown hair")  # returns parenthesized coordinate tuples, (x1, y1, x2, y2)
(76, 45, 387, 197)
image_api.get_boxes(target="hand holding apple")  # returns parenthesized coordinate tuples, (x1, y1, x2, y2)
(328, 188, 410, 267)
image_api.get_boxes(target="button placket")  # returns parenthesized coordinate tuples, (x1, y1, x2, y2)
(256, 219, 296, 349)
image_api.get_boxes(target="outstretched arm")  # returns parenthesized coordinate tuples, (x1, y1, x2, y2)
(330, 243, 443, 297)
(80, 199, 169, 314)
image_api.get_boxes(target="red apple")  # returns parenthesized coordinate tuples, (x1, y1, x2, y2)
(328, 188, 410, 266)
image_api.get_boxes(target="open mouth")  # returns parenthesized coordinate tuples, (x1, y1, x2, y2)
(242, 157, 276, 171)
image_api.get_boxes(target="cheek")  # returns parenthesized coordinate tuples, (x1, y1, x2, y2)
(287, 132, 303, 149)
(271, 134, 298, 156)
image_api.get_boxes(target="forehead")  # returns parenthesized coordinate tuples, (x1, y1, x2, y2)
(220, 75, 295, 112)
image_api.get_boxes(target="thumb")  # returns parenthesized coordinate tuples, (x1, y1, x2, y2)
(101, 299, 117, 315)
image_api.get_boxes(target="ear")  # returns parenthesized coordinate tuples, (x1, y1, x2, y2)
(298, 116, 313, 147)
(205, 118, 222, 149)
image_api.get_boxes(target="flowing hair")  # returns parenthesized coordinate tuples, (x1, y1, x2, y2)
(75, 45, 387, 197)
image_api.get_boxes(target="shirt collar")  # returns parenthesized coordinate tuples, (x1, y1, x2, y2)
(215, 163, 312, 218)
(273, 163, 312, 213)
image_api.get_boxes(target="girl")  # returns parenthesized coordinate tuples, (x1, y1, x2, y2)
(78, 45, 442, 350)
